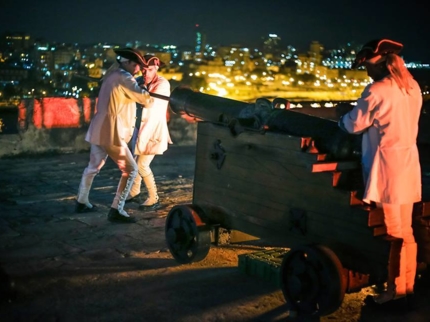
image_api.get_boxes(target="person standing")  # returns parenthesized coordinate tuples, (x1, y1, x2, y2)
(126, 54, 172, 210)
(339, 39, 422, 304)
(75, 48, 153, 223)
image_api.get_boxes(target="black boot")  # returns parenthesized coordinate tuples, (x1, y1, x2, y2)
(138, 201, 162, 211)
(75, 201, 98, 213)
(107, 208, 136, 223)
(125, 193, 144, 204)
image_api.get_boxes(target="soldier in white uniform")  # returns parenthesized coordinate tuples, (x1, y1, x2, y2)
(339, 39, 422, 304)
(126, 55, 172, 210)
(75, 48, 153, 223)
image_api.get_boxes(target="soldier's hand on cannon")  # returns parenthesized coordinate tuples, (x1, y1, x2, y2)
(181, 114, 202, 123)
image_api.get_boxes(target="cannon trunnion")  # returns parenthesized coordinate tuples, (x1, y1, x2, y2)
(165, 89, 430, 317)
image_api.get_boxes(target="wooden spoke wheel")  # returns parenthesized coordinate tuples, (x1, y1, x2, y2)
(165, 205, 211, 264)
(280, 244, 346, 317)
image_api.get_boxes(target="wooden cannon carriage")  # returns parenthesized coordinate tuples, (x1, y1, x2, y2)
(164, 87, 430, 317)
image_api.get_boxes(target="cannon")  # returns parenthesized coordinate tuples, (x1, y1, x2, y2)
(164, 87, 430, 318)
(169, 86, 361, 161)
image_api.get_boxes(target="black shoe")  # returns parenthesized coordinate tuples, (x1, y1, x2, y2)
(125, 193, 144, 204)
(364, 294, 409, 312)
(75, 201, 98, 213)
(107, 208, 136, 223)
(138, 201, 162, 211)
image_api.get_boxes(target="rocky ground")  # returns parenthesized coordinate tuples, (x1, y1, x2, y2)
(0, 145, 430, 322)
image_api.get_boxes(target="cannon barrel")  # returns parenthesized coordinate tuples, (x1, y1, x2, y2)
(169, 86, 251, 122)
(170, 86, 361, 160)
(265, 109, 361, 160)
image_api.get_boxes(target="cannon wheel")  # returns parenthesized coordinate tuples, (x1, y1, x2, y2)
(280, 244, 346, 317)
(165, 204, 211, 264)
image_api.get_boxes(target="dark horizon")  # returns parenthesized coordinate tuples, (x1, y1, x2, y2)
(1, 0, 429, 62)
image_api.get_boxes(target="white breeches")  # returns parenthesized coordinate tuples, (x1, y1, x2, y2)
(129, 154, 155, 196)
(381, 203, 417, 294)
(77, 143, 138, 209)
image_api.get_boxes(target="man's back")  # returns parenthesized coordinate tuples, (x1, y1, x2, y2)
(366, 75, 422, 149)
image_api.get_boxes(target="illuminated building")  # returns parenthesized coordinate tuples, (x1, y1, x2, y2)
(323, 42, 361, 69)
(1, 33, 31, 52)
(262, 33, 281, 61)
(194, 24, 206, 62)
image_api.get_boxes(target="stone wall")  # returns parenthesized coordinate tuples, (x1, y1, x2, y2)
(0, 97, 197, 158)
(0, 96, 429, 158)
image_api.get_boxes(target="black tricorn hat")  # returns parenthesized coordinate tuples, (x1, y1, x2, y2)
(114, 47, 146, 67)
(142, 54, 166, 68)
(352, 39, 403, 69)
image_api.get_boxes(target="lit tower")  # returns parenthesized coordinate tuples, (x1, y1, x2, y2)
(194, 24, 206, 62)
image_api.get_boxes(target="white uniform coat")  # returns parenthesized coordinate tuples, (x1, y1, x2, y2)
(341, 75, 422, 204)
(85, 69, 151, 147)
(135, 75, 172, 155)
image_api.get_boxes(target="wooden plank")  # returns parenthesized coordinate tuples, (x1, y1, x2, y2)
(373, 225, 387, 237)
(422, 201, 430, 217)
(194, 153, 336, 189)
(194, 156, 355, 209)
(350, 190, 367, 206)
(196, 130, 328, 170)
(311, 161, 360, 173)
(368, 207, 384, 227)
(197, 122, 350, 167)
(197, 122, 305, 151)
(195, 133, 338, 187)
(196, 123, 363, 190)
(194, 181, 373, 237)
(193, 171, 352, 217)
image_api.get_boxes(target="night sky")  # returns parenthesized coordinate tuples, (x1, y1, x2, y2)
(1, 0, 429, 61)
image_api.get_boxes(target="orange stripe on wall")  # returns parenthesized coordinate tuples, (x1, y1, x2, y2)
(41, 98, 81, 128)
(18, 101, 26, 130)
(83, 97, 92, 124)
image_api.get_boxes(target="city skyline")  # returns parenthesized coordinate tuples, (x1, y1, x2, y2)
(1, 0, 429, 61)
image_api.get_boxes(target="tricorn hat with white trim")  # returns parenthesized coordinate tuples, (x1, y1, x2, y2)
(142, 54, 166, 68)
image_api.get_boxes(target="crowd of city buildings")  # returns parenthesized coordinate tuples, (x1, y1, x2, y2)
(0, 30, 429, 104)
